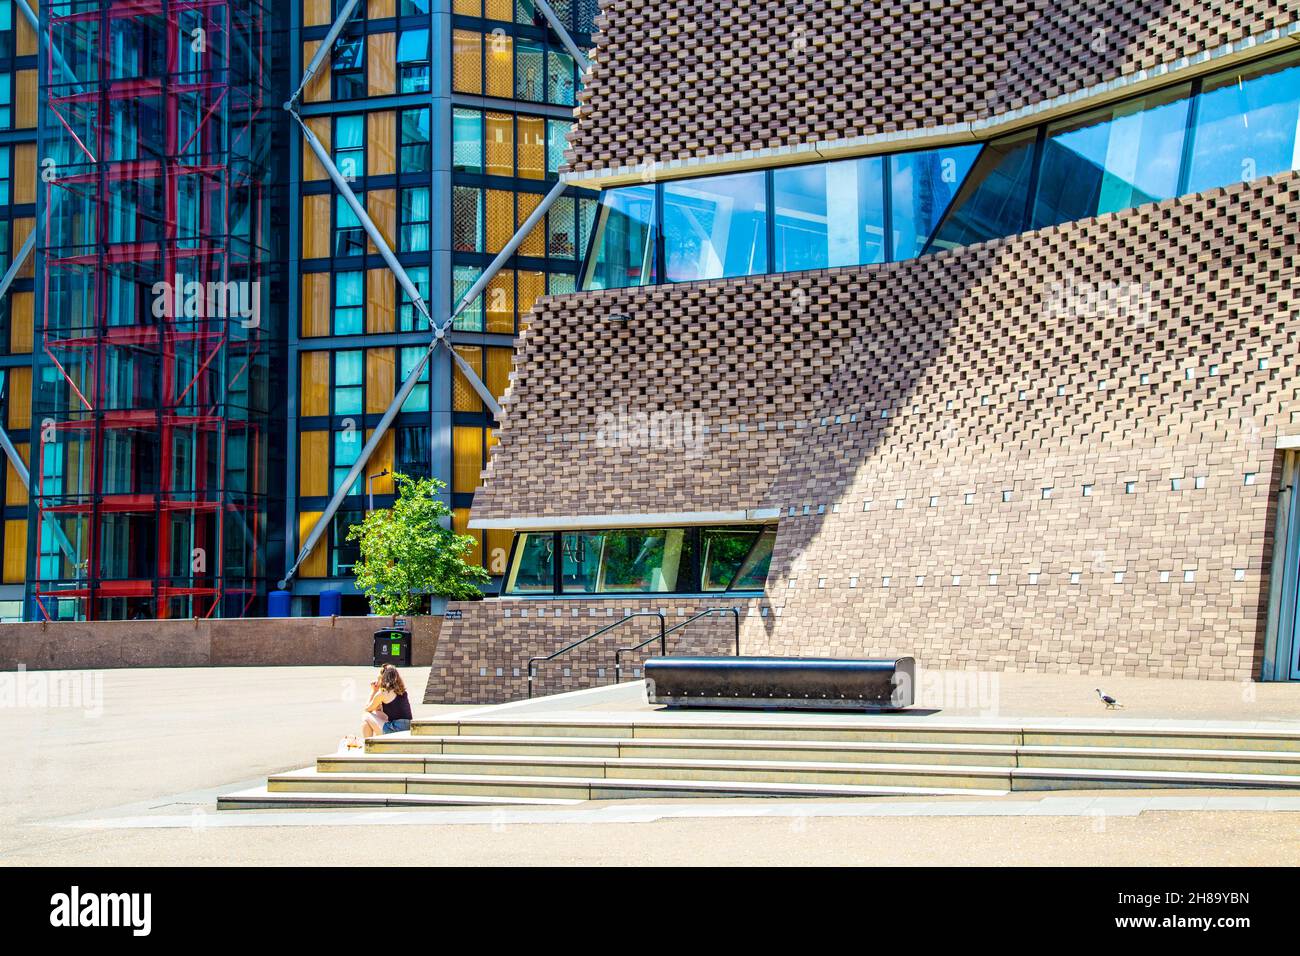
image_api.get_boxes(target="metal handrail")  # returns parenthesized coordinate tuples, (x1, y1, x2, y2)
(614, 607, 741, 683)
(527, 610, 665, 698)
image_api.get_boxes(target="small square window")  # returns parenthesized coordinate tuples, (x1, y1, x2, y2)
(1002, 490, 1013, 503)
(895, 498, 905, 510)
(1113, 571, 1125, 583)
(928, 496, 939, 508)
(1125, 481, 1137, 494)
(1069, 571, 1081, 584)
(1056, 385, 1066, 396)
(1081, 484, 1093, 497)
(1140, 373, 1150, 385)
(1194, 475, 1206, 489)
(1183, 569, 1196, 583)
(1018, 389, 1027, 400)
(1184, 367, 1195, 380)
(1234, 568, 1246, 581)
(1170, 477, 1183, 491)
(988, 572, 999, 585)
(817, 577, 827, 589)
(848, 575, 858, 589)
(964, 492, 975, 505)
(915, 575, 925, 586)
(1259, 358, 1269, 370)
(882, 576, 891, 588)
(951, 575, 961, 586)
(1159, 570, 1171, 583)
(1028, 572, 1040, 585)
(862, 500, 873, 511)
(1041, 487, 1053, 499)
(1244, 473, 1257, 486)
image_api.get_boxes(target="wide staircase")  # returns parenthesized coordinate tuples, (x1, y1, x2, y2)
(218, 709, 1300, 809)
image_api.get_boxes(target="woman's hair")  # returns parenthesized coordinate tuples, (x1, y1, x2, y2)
(378, 664, 406, 695)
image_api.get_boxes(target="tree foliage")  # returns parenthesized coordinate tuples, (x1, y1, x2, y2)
(346, 473, 490, 615)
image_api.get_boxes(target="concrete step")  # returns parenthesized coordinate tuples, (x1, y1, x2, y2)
(316, 752, 1015, 790)
(264, 766, 1006, 801)
(367, 733, 1020, 766)
(216, 784, 583, 810)
(412, 717, 1300, 752)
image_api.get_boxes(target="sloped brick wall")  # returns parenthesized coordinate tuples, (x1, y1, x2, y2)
(566, 0, 1300, 174)
(473, 173, 1300, 680)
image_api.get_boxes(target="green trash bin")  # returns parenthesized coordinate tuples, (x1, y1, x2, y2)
(372, 628, 411, 667)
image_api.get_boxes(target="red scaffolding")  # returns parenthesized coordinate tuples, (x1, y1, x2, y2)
(33, 0, 269, 620)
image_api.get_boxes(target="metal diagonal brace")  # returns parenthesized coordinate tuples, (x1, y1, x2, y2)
(0, 230, 36, 305)
(285, 0, 364, 109)
(277, 176, 570, 590)
(533, 0, 591, 73)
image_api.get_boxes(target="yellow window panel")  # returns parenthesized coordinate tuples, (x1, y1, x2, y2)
(297, 512, 327, 578)
(517, 191, 545, 255)
(452, 507, 483, 565)
(366, 269, 395, 334)
(12, 220, 33, 277)
(365, 347, 395, 414)
(452, 426, 483, 494)
(7, 366, 30, 430)
(3, 519, 27, 583)
(9, 291, 33, 354)
(516, 270, 545, 326)
(485, 270, 515, 334)
(453, 30, 482, 94)
(485, 33, 513, 98)
(368, 428, 395, 496)
(485, 0, 511, 21)
(301, 194, 331, 259)
(300, 272, 330, 337)
(453, 0, 480, 15)
(16, 10, 37, 56)
(303, 0, 332, 27)
(366, 189, 396, 254)
(485, 346, 513, 404)
(517, 115, 545, 180)
(5, 442, 28, 507)
(485, 111, 513, 176)
(485, 189, 514, 253)
(14, 144, 35, 205)
(299, 352, 330, 417)
(368, 111, 396, 177)
(15, 71, 36, 129)
(299, 431, 329, 497)
(485, 529, 512, 575)
(453, 346, 484, 412)
(368, 0, 395, 17)
(303, 116, 330, 181)
(367, 32, 396, 96)
(302, 40, 330, 103)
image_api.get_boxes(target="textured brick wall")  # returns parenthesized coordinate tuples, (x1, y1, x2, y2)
(472, 172, 1300, 680)
(566, 0, 1300, 174)
(424, 598, 762, 703)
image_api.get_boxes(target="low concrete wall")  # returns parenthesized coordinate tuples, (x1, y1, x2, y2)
(0, 615, 441, 671)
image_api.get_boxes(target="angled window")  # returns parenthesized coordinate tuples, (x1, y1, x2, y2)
(664, 171, 768, 282)
(773, 156, 885, 271)
(505, 532, 555, 594)
(331, 34, 365, 100)
(1033, 84, 1191, 229)
(1185, 50, 1300, 194)
(581, 183, 656, 290)
(925, 131, 1037, 253)
(890, 145, 980, 260)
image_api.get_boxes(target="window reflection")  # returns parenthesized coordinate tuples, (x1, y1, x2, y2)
(1033, 85, 1191, 229)
(773, 157, 884, 270)
(890, 145, 980, 259)
(663, 171, 768, 282)
(505, 532, 554, 593)
(580, 183, 656, 290)
(561, 528, 690, 593)
(1185, 51, 1300, 195)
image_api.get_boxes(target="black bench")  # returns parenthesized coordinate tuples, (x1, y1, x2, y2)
(644, 656, 915, 711)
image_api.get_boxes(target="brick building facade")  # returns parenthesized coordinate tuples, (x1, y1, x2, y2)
(425, 1, 1300, 701)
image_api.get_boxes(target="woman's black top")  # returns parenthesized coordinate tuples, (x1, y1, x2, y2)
(384, 691, 412, 721)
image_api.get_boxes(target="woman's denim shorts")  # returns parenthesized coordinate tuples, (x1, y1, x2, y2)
(382, 718, 411, 734)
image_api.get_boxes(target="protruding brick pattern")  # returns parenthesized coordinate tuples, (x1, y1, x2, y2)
(424, 598, 761, 703)
(471, 173, 1300, 681)
(564, 0, 1300, 175)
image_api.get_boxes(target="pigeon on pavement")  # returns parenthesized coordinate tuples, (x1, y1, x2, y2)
(1096, 688, 1123, 709)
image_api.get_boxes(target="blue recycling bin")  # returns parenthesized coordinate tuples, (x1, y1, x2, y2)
(267, 590, 291, 618)
(319, 589, 342, 617)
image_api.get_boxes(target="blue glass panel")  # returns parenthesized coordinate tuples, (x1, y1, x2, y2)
(1185, 50, 1300, 194)
(773, 157, 885, 271)
(663, 171, 768, 282)
(1034, 84, 1191, 229)
(581, 184, 656, 290)
(925, 131, 1037, 253)
(889, 144, 980, 260)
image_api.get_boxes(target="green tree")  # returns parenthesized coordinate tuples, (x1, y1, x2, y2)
(346, 473, 490, 615)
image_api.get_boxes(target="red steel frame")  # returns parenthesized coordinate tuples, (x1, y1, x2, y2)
(32, 0, 267, 620)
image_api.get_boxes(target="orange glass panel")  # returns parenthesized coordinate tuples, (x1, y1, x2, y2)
(365, 348, 396, 414)
(366, 269, 395, 334)
(368, 111, 396, 176)
(368, 33, 396, 96)
(452, 30, 482, 94)
(517, 115, 545, 180)
(301, 272, 331, 337)
(299, 352, 330, 416)
(485, 111, 513, 176)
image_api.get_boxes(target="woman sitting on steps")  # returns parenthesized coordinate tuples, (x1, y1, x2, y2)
(361, 664, 413, 738)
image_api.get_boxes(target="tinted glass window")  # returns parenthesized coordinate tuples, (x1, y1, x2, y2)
(663, 171, 768, 282)
(890, 145, 980, 259)
(1034, 85, 1191, 229)
(505, 533, 554, 593)
(581, 184, 656, 290)
(773, 157, 885, 271)
(925, 131, 1037, 253)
